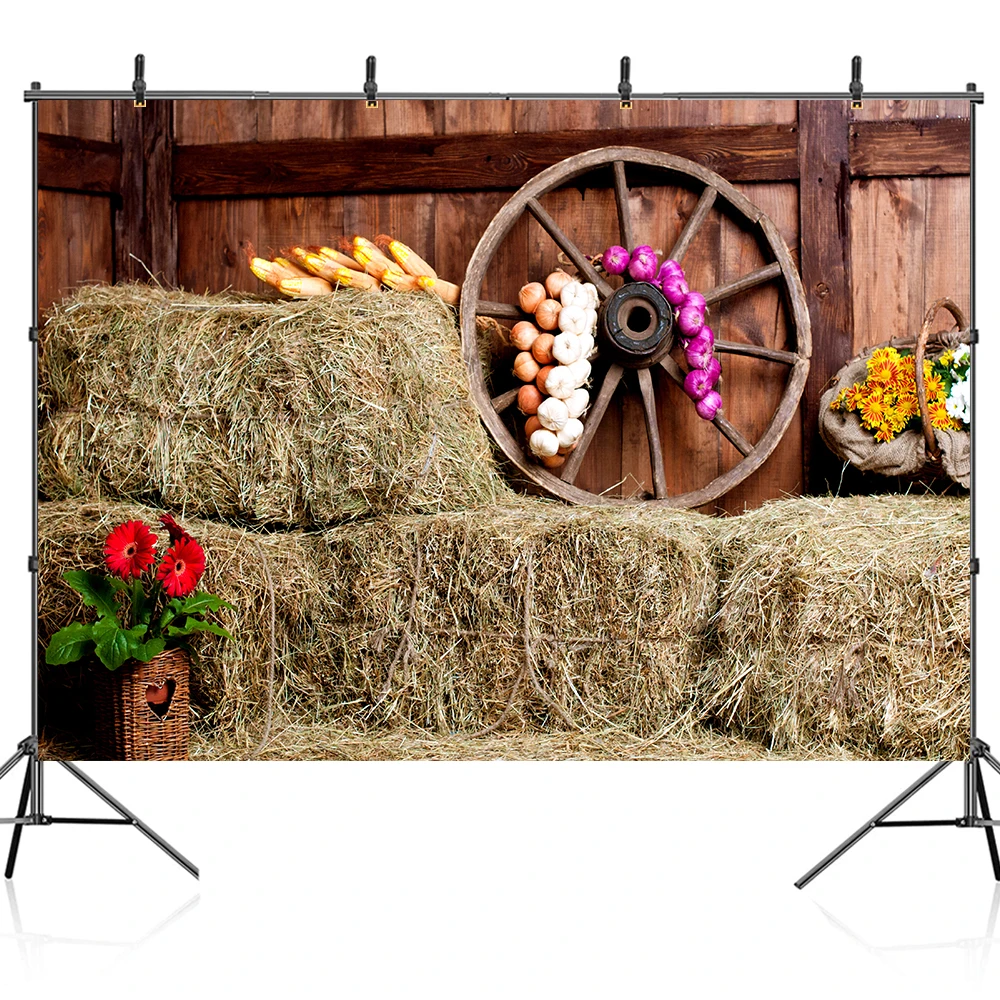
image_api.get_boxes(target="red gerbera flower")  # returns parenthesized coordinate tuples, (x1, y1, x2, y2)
(156, 537, 206, 598)
(159, 513, 193, 545)
(103, 520, 158, 580)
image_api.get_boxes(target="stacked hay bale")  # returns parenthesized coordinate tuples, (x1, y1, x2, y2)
(702, 496, 970, 760)
(39, 285, 507, 524)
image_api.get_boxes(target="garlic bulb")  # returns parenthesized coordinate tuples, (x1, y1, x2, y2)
(566, 388, 590, 419)
(581, 283, 599, 309)
(560, 280, 588, 309)
(552, 332, 583, 365)
(528, 428, 559, 458)
(542, 366, 577, 400)
(537, 396, 570, 432)
(558, 304, 588, 337)
(577, 332, 595, 360)
(557, 418, 584, 449)
(583, 307, 598, 335)
(567, 358, 592, 388)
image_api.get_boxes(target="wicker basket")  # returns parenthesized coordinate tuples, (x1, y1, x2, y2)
(819, 297, 971, 486)
(94, 647, 190, 760)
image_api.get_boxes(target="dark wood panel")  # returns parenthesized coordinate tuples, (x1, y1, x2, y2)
(37, 100, 113, 141)
(38, 133, 120, 195)
(177, 199, 260, 295)
(798, 100, 855, 494)
(173, 123, 801, 198)
(849, 118, 970, 177)
(112, 101, 177, 286)
(37, 191, 113, 320)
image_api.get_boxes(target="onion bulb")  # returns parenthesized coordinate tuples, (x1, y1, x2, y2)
(552, 332, 583, 365)
(657, 259, 683, 282)
(524, 415, 543, 437)
(510, 321, 540, 351)
(535, 299, 562, 331)
(601, 245, 630, 276)
(545, 270, 573, 299)
(517, 384, 544, 415)
(528, 428, 559, 458)
(677, 304, 706, 338)
(661, 271, 690, 306)
(513, 352, 541, 382)
(684, 326, 715, 369)
(531, 333, 556, 364)
(627, 245, 658, 283)
(556, 418, 584, 449)
(696, 390, 723, 421)
(566, 387, 590, 419)
(537, 396, 570, 432)
(519, 282, 546, 314)
(683, 368, 715, 403)
(682, 291, 707, 312)
(541, 453, 566, 469)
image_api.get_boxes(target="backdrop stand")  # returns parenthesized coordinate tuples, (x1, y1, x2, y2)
(797, 83, 986, 889)
(0, 77, 198, 882)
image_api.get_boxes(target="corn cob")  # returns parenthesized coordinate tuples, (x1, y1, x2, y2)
(313, 245, 364, 272)
(340, 235, 404, 281)
(327, 266, 381, 292)
(417, 274, 461, 306)
(379, 271, 424, 292)
(277, 276, 334, 298)
(248, 256, 283, 291)
(374, 234, 437, 280)
(270, 256, 310, 280)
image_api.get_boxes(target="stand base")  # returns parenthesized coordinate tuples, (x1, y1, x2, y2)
(0, 736, 198, 880)
(796, 738, 1000, 889)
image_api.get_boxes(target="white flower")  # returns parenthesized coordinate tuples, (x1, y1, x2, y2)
(952, 344, 970, 366)
(946, 377, 970, 424)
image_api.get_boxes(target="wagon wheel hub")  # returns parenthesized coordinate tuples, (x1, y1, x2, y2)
(598, 281, 675, 369)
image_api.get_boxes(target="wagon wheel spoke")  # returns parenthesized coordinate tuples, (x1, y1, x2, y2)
(612, 160, 634, 251)
(668, 185, 718, 263)
(636, 368, 668, 498)
(703, 262, 783, 307)
(561, 363, 624, 484)
(491, 387, 520, 413)
(477, 301, 521, 320)
(713, 338, 800, 365)
(659, 354, 753, 456)
(526, 197, 613, 299)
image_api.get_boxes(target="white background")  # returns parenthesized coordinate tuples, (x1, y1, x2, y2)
(2, 5, 999, 997)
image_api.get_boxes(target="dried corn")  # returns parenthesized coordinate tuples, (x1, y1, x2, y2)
(374, 234, 437, 280)
(380, 271, 424, 292)
(314, 245, 363, 271)
(248, 256, 283, 291)
(417, 274, 461, 306)
(341, 235, 404, 281)
(277, 276, 334, 298)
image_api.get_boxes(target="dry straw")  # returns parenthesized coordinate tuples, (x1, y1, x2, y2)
(39, 284, 509, 526)
(702, 495, 970, 760)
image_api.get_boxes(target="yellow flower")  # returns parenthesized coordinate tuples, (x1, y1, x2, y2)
(928, 400, 954, 430)
(938, 349, 954, 366)
(845, 383, 867, 410)
(860, 391, 887, 429)
(874, 423, 896, 443)
(831, 387, 849, 410)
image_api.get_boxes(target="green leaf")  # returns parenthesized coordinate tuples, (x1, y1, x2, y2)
(167, 617, 234, 642)
(131, 578, 155, 626)
(172, 592, 235, 615)
(92, 619, 148, 671)
(63, 570, 121, 619)
(44, 622, 95, 665)
(132, 636, 166, 662)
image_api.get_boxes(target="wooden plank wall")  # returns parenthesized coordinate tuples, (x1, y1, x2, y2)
(37, 97, 971, 513)
(36, 102, 115, 321)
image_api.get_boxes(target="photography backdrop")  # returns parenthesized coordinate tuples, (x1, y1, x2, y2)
(34, 97, 972, 761)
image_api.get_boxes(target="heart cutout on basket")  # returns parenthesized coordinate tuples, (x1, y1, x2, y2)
(145, 678, 176, 719)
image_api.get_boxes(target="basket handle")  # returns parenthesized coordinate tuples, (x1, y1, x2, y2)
(914, 297, 968, 459)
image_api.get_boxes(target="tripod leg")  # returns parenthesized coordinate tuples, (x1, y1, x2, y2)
(795, 759, 952, 889)
(4, 761, 32, 880)
(58, 762, 198, 879)
(976, 760, 1000, 881)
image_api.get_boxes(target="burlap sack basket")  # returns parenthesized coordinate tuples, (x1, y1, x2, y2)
(819, 297, 970, 487)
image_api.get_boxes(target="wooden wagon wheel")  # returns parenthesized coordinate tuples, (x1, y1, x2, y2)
(460, 146, 812, 508)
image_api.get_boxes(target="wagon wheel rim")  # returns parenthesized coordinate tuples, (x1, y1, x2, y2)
(459, 146, 812, 508)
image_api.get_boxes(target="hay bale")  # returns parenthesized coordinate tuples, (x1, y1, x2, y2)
(319, 500, 718, 737)
(702, 496, 970, 759)
(39, 284, 509, 525)
(37, 499, 347, 743)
